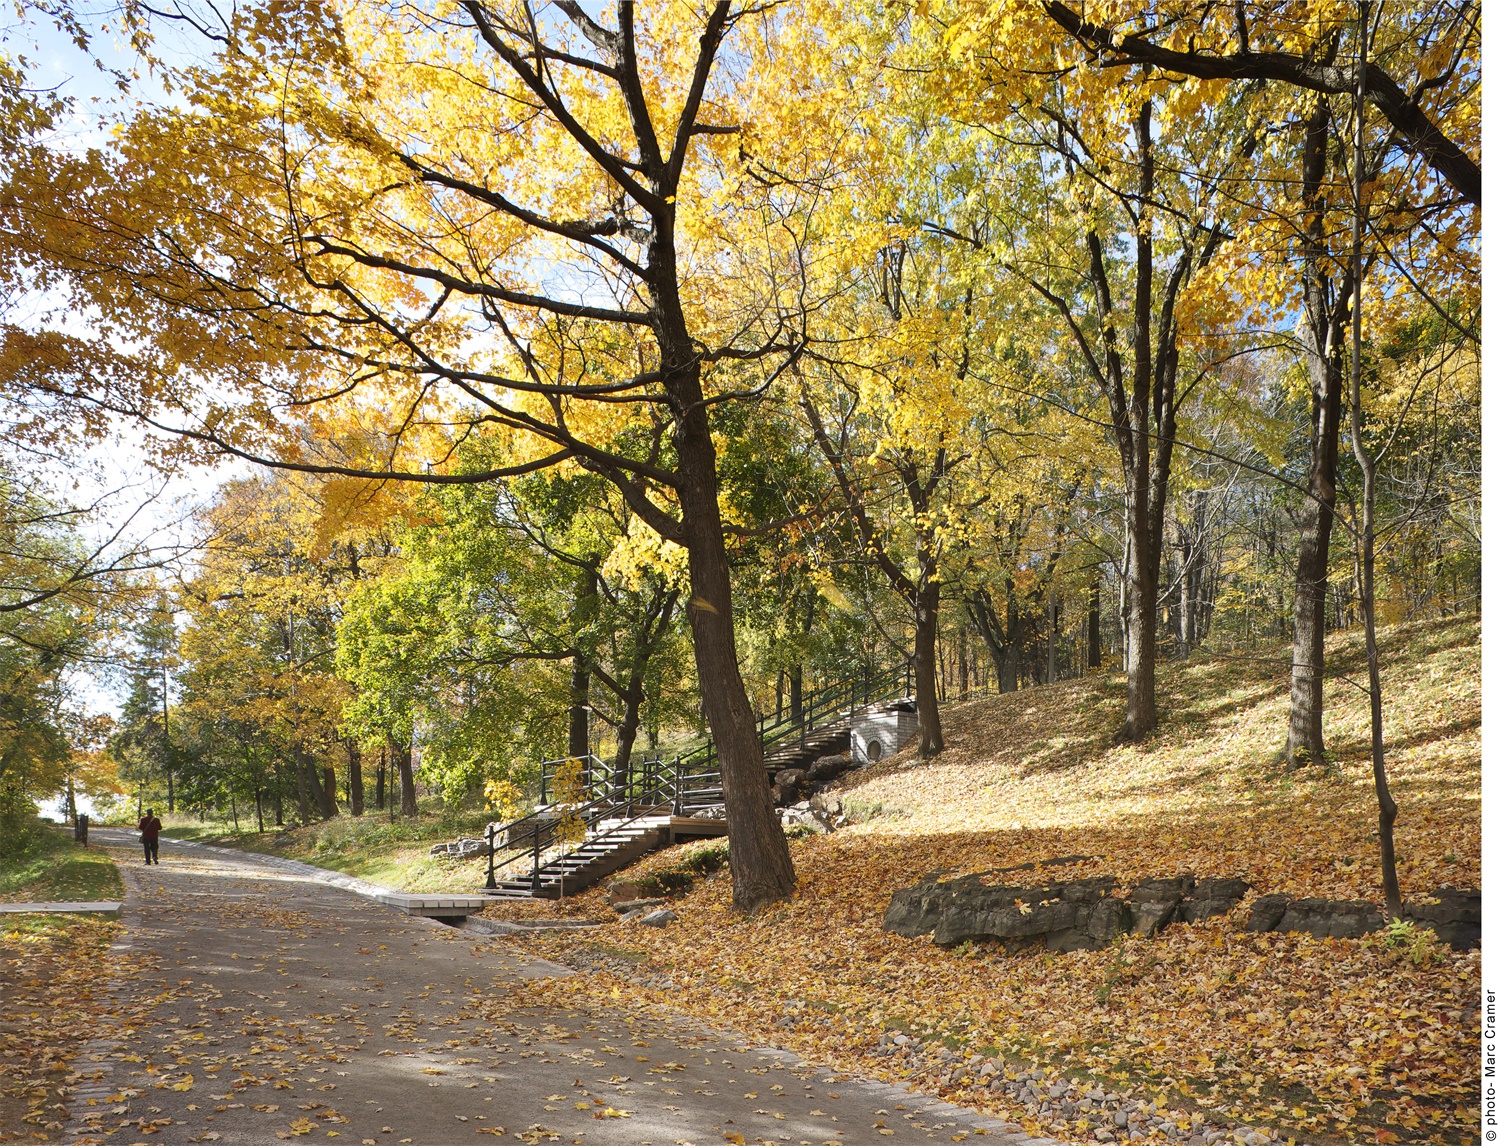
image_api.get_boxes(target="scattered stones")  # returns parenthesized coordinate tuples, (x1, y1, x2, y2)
(638, 908, 677, 928)
(808, 791, 842, 817)
(774, 767, 809, 789)
(428, 837, 486, 860)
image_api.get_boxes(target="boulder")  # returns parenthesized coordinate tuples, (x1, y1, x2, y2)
(808, 753, 851, 782)
(882, 871, 966, 937)
(1130, 877, 1195, 903)
(1130, 898, 1178, 937)
(809, 792, 842, 817)
(775, 767, 808, 789)
(611, 897, 666, 915)
(1245, 894, 1290, 932)
(1404, 887, 1481, 951)
(886, 873, 1118, 948)
(640, 908, 678, 928)
(1179, 877, 1251, 922)
(1275, 897, 1386, 940)
(429, 837, 487, 860)
(607, 879, 644, 905)
(779, 806, 831, 834)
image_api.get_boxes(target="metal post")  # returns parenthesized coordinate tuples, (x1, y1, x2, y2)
(531, 822, 542, 895)
(485, 822, 497, 890)
(673, 756, 682, 816)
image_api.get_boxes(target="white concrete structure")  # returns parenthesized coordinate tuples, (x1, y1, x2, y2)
(850, 700, 918, 765)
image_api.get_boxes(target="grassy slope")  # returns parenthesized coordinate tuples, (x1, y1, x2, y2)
(0, 821, 124, 904)
(159, 807, 496, 893)
(483, 616, 1479, 1146)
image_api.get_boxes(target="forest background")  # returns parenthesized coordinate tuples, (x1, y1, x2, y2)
(0, 1, 1480, 914)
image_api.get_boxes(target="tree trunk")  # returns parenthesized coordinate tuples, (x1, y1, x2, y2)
(788, 663, 803, 723)
(391, 737, 417, 818)
(374, 752, 386, 812)
(568, 653, 591, 760)
(1287, 95, 1350, 769)
(1045, 599, 1058, 683)
(674, 388, 795, 912)
(957, 624, 969, 697)
(348, 741, 364, 817)
(1087, 577, 1102, 668)
(1122, 503, 1160, 739)
(255, 788, 264, 833)
(294, 751, 311, 825)
(612, 677, 644, 794)
(1002, 590, 1020, 692)
(912, 581, 945, 756)
(967, 590, 1007, 681)
(321, 765, 337, 819)
(1346, 21, 1400, 917)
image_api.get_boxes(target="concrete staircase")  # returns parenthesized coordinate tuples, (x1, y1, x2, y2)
(484, 813, 726, 901)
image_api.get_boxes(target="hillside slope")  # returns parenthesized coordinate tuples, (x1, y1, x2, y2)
(486, 616, 1480, 1146)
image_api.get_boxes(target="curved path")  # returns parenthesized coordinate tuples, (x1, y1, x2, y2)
(69, 830, 1056, 1146)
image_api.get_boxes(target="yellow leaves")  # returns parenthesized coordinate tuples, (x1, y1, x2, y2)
(170, 1073, 195, 1091)
(591, 1107, 631, 1118)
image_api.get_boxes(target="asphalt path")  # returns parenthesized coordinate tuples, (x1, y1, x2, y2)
(69, 830, 1055, 1146)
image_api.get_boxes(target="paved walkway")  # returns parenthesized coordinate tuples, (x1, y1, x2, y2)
(73, 830, 1056, 1146)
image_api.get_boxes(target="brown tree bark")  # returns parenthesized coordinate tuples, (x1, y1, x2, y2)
(1287, 96, 1354, 768)
(1086, 577, 1102, 668)
(389, 736, 417, 818)
(604, 588, 678, 792)
(802, 397, 947, 756)
(348, 740, 364, 817)
(1021, 99, 1213, 741)
(675, 402, 796, 911)
(321, 765, 337, 819)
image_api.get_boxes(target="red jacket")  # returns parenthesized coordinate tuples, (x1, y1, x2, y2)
(138, 815, 161, 840)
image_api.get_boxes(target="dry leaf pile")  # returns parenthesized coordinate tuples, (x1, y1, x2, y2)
(484, 618, 1480, 1146)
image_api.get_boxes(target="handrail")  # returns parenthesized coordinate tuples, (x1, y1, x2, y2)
(490, 660, 914, 895)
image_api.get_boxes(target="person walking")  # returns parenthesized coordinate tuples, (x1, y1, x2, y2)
(137, 808, 162, 864)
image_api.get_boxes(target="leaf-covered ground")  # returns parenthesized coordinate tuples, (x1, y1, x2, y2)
(0, 915, 128, 1141)
(479, 617, 1481, 1145)
(1, 826, 128, 1140)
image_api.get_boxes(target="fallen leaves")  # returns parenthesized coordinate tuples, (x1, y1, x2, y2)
(494, 619, 1480, 1146)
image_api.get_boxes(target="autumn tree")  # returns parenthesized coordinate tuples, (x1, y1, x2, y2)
(35, 2, 841, 906)
(1035, 1, 1479, 763)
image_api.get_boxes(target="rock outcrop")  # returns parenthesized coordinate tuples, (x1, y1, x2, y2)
(1245, 887, 1481, 950)
(883, 871, 1251, 952)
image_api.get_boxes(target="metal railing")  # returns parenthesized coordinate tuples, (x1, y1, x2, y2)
(490, 661, 914, 897)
